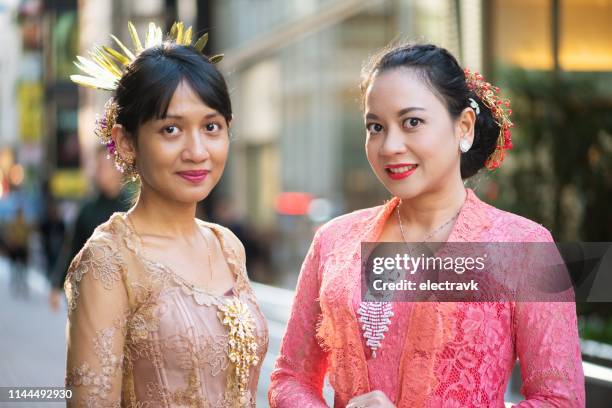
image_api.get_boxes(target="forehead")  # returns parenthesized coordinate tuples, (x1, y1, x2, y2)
(166, 80, 216, 115)
(364, 68, 442, 112)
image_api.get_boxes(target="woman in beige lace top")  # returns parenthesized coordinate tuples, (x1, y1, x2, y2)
(64, 23, 269, 407)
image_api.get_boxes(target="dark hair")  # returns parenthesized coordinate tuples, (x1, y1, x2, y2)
(360, 43, 499, 179)
(114, 42, 232, 139)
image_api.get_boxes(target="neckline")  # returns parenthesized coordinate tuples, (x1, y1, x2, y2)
(119, 212, 238, 298)
(368, 187, 470, 244)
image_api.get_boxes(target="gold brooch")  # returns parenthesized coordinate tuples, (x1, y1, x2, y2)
(218, 298, 260, 402)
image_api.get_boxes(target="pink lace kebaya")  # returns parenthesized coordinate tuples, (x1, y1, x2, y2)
(269, 188, 585, 407)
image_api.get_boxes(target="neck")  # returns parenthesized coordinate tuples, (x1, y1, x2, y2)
(128, 185, 199, 238)
(397, 179, 467, 239)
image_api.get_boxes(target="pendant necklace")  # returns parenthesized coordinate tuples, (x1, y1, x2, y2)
(358, 195, 464, 358)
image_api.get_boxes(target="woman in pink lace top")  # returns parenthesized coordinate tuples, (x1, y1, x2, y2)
(269, 44, 585, 407)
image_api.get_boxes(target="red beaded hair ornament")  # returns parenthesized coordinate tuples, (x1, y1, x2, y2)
(464, 68, 514, 170)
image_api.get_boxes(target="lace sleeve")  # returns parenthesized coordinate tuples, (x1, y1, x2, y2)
(269, 230, 329, 407)
(513, 228, 585, 407)
(64, 235, 129, 408)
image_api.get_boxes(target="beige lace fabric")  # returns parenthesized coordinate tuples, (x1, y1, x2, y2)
(64, 213, 269, 407)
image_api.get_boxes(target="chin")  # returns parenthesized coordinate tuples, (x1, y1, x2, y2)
(165, 187, 211, 204)
(383, 182, 424, 200)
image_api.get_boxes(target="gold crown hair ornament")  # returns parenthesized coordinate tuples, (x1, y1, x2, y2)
(463, 68, 514, 170)
(70, 21, 223, 91)
(70, 21, 223, 179)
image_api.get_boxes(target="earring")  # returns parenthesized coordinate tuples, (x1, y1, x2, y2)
(114, 153, 139, 181)
(459, 138, 472, 153)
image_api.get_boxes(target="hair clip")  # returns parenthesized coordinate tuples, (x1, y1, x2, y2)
(468, 98, 480, 115)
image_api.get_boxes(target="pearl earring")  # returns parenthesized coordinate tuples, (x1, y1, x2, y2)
(459, 138, 472, 153)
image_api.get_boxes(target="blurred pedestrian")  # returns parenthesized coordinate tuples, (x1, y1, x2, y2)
(5, 207, 30, 299)
(48, 146, 129, 311)
(210, 194, 267, 280)
(39, 198, 66, 279)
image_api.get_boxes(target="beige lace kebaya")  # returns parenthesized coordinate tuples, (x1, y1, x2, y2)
(64, 213, 269, 407)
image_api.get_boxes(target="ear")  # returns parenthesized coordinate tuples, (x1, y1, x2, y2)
(111, 124, 136, 160)
(455, 107, 476, 145)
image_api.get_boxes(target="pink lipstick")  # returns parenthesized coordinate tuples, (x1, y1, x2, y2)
(177, 170, 209, 184)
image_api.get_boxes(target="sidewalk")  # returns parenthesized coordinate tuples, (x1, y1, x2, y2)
(0, 257, 66, 407)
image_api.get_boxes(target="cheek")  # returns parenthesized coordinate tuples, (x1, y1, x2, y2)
(209, 139, 230, 166)
(365, 136, 380, 166)
(420, 124, 455, 158)
(137, 140, 176, 173)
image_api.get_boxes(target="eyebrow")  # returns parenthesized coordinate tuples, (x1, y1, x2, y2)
(365, 107, 426, 121)
(398, 107, 425, 116)
(164, 112, 222, 120)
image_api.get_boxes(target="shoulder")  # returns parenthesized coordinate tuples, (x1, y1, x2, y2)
(81, 213, 127, 246)
(480, 201, 554, 242)
(75, 215, 118, 250)
(76, 215, 122, 253)
(314, 204, 384, 245)
(197, 219, 246, 258)
(67, 214, 129, 279)
(64, 215, 127, 308)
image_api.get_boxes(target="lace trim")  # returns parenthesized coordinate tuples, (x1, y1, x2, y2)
(65, 240, 124, 311)
(113, 213, 255, 303)
(66, 321, 126, 407)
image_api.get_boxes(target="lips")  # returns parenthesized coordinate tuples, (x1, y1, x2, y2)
(385, 163, 418, 180)
(176, 169, 210, 184)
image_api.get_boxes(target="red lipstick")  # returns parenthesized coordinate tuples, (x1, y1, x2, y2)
(385, 163, 418, 180)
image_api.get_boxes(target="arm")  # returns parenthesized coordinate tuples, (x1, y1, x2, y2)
(268, 230, 329, 407)
(513, 229, 585, 407)
(64, 235, 128, 407)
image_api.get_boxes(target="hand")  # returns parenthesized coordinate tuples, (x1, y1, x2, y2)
(48, 289, 62, 312)
(347, 390, 396, 408)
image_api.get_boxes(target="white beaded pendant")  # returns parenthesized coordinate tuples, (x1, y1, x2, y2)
(357, 301, 394, 358)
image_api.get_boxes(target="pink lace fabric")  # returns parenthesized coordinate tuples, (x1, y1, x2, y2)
(268, 188, 585, 408)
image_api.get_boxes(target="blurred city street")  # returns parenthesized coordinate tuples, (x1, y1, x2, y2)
(0, 0, 610, 406)
(0, 257, 65, 407)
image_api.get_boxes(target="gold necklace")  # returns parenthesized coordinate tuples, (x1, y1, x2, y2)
(201, 227, 215, 283)
(396, 205, 460, 244)
(396, 194, 465, 244)
(125, 213, 215, 291)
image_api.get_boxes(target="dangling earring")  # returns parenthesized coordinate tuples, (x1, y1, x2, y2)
(114, 153, 139, 181)
(459, 138, 472, 153)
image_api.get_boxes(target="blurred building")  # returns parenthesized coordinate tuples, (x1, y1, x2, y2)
(209, 0, 612, 281)
(0, 0, 609, 274)
(0, 0, 42, 220)
(212, 0, 485, 280)
(215, 0, 483, 228)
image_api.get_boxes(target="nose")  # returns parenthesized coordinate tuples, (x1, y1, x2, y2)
(182, 130, 210, 162)
(379, 125, 408, 156)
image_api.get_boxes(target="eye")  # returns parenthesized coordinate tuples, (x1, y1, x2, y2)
(403, 118, 423, 129)
(205, 123, 221, 132)
(366, 123, 384, 134)
(162, 125, 180, 135)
